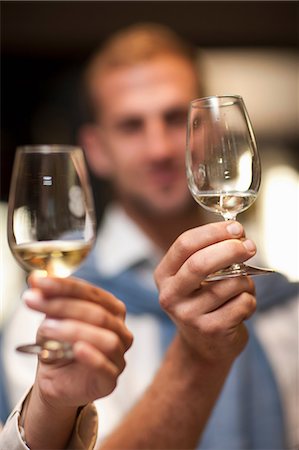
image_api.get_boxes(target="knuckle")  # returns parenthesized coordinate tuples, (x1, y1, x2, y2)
(159, 291, 170, 311)
(235, 292, 257, 321)
(116, 299, 127, 317)
(106, 379, 118, 396)
(244, 293, 257, 315)
(106, 332, 122, 354)
(96, 311, 109, 328)
(126, 330, 134, 348)
(154, 267, 162, 288)
(91, 285, 103, 299)
(118, 357, 127, 374)
(159, 282, 175, 312)
(186, 254, 205, 277)
(93, 354, 106, 372)
(174, 231, 193, 257)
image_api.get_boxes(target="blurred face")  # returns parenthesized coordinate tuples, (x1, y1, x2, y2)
(90, 55, 199, 217)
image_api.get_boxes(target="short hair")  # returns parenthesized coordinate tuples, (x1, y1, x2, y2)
(87, 22, 197, 73)
(83, 23, 200, 119)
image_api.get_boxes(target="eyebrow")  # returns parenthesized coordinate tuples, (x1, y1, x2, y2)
(114, 116, 143, 129)
(111, 105, 189, 129)
(163, 106, 188, 121)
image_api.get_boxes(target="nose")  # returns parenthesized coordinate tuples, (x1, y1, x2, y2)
(144, 118, 173, 160)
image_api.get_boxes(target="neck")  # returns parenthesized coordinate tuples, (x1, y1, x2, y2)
(119, 201, 207, 252)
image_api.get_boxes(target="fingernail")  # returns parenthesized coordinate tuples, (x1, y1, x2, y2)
(226, 222, 242, 236)
(42, 319, 62, 330)
(242, 239, 256, 253)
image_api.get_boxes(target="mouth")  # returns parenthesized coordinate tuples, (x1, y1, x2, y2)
(147, 165, 185, 188)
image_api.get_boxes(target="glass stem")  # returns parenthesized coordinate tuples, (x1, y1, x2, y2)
(223, 213, 237, 222)
(224, 214, 242, 271)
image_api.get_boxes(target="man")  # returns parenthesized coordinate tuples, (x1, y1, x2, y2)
(1, 225, 257, 449)
(77, 23, 298, 449)
(2, 23, 298, 449)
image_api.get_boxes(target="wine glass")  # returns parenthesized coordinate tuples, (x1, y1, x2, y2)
(186, 95, 274, 281)
(7, 145, 97, 360)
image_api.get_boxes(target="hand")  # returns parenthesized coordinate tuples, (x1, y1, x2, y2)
(154, 221, 257, 364)
(24, 275, 133, 409)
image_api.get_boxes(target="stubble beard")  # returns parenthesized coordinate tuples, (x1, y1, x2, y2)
(120, 187, 195, 221)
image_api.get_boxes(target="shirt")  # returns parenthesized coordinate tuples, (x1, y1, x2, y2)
(0, 391, 98, 450)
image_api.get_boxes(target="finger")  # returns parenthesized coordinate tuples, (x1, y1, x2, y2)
(73, 340, 126, 376)
(199, 291, 257, 334)
(198, 276, 256, 314)
(37, 319, 129, 368)
(160, 276, 255, 318)
(23, 289, 133, 352)
(28, 275, 126, 319)
(155, 221, 245, 283)
(176, 238, 256, 291)
(160, 238, 256, 299)
(73, 341, 125, 398)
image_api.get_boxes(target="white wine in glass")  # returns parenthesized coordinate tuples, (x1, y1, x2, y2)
(7, 145, 97, 360)
(186, 95, 274, 281)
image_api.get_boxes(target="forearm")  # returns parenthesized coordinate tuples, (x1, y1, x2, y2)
(23, 382, 79, 449)
(100, 334, 233, 450)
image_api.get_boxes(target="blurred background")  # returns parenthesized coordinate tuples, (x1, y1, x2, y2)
(1, 1, 298, 282)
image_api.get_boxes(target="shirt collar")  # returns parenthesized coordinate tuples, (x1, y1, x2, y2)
(94, 204, 161, 276)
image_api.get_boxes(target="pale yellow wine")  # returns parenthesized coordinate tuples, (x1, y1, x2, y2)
(13, 240, 92, 277)
(193, 191, 257, 220)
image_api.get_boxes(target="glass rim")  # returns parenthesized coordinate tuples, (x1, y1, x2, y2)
(16, 145, 83, 154)
(190, 95, 243, 108)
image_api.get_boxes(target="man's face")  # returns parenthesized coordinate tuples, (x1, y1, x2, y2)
(91, 55, 199, 217)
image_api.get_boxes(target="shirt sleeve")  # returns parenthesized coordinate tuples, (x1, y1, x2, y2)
(67, 402, 98, 450)
(0, 405, 30, 450)
(0, 389, 99, 450)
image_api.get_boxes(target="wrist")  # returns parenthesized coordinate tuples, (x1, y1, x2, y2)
(24, 382, 78, 449)
(33, 379, 79, 417)
(172, 334, 234, 378)
(175, 321, 247, 368)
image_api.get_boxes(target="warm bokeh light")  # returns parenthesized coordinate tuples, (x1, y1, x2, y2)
(200, 48, 298, 139)
(260, 165, 299, 281)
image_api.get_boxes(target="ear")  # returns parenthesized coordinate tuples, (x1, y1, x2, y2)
(78, 124, 113, 178)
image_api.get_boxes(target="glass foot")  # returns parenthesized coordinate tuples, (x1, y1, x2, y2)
(205, 264, 275, 282)
(16, 340, 74, 363)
